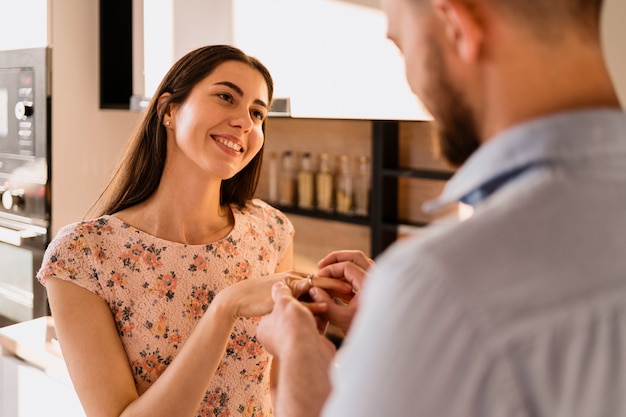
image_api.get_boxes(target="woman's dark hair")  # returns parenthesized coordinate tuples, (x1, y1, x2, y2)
(86, 45, 274, 218)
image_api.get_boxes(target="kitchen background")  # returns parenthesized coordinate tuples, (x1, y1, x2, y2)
(0, 0, 625, 317)
(0, 1, 624, 415)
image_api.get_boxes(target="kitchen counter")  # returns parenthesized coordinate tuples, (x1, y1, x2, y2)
(0, 316, 67, 378)
(0, 317, 85, 417)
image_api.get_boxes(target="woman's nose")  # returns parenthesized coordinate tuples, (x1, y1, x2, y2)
(230, 107, 254, 131)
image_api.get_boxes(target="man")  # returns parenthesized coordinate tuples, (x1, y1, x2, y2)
(258, 0, 626, 415)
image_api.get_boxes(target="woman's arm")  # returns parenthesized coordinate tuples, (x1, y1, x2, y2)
(47, 254, 315, 417)
(47, 277, 237, 417)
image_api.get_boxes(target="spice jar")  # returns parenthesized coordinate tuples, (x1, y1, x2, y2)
(267, 151, 279, 203)
(353, 155, 370, 217)
(316, 153, 334, 212)
(335, 154, 353, 216)
(297, 152, 315, 209)
(279, 150, 296, 206)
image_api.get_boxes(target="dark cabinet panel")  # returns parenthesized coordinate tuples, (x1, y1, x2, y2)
(99, 0, 132, 109)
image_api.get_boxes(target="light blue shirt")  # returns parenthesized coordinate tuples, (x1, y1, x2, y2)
(323, 109, 626, 417)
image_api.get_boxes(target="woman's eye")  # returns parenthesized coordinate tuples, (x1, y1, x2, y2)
(252, 110, 266, 121)
(217, 93, 233, 102)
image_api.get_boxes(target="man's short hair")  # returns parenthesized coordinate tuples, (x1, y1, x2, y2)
(485, 0, 604, 39)
(408, 0, 604, 40)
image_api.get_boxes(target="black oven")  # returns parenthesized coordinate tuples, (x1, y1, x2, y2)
(0, 47, 51, 326)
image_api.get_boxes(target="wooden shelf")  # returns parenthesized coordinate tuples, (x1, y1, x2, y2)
(262, 118, 454, 259)
(271, 204, 371, 226)
(381, 167, 453, 181)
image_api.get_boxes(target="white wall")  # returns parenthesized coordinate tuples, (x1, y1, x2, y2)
(0, 0, 49, 51)
(50, 0, 141, 234)
(138, 0, 431, 120)
(233, 0, 431, 120)
(602, 0, 626, 107)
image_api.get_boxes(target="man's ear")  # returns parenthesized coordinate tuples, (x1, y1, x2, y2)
(433, 0, 484, 62)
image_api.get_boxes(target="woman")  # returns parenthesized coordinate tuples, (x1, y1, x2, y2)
(38, 45, 347, 417)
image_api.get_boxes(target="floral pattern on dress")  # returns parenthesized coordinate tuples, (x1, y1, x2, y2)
(201, 387, 231, 417)
(225, 260, 252, 283)
(189, 254, 210, 273)
(184, 283, 215, 320)
(144, 271, 179, 302)
(112, 298, 136, 337)
(225, 328, 261, 362)
(133, 347, 172, 384)
(120, 240, 166, 272)
(238, 395, 266, 417)
(37, 199, 294, 416)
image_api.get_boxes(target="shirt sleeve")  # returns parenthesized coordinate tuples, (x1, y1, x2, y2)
(37, 222, 105, 296)
(321, 237, 528, 417)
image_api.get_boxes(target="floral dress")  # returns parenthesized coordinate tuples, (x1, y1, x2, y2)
(37, 199, 294, 417)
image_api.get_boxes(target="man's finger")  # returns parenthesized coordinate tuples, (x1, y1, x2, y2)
(271, 281, 294, 301)
(317, 250, 373, 271)
(317, 262, 366, 290)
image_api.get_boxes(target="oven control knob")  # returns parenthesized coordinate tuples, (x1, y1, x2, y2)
(14, 102, 34, 120)
(2, 191, 24, 210)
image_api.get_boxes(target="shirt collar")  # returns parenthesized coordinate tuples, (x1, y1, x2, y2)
(424, 108, 626, 213)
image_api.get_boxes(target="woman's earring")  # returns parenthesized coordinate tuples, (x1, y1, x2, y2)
(165, 121, 170, 127)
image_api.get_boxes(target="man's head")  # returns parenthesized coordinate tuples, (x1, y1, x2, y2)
(479, 0, 603, 40)
(382, 0, 610, 167)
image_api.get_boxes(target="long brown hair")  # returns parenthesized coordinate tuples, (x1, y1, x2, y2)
(86, 45, 274, 218)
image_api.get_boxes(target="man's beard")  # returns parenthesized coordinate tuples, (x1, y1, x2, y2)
(422, 39, 481, 168)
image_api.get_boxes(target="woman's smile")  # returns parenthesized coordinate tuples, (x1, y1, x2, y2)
(212, 134, 244, 154)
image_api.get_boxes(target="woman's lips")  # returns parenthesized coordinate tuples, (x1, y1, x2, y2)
(213, 135, 244, 153)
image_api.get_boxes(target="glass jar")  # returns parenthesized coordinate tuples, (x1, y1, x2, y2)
(353, 155, 370, 217)
(335, 154, 353, 216)
(316, 153, 334, 212)
(267, 151, 279, 203)
(279, 150, 296, 206)
(297, 152, 315, 209)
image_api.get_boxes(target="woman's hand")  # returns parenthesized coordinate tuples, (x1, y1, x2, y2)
(213, 270, 353, 319)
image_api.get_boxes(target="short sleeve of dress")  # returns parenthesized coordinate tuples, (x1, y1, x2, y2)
(249, 199, 295, 261)
(37, 221, 105, 296)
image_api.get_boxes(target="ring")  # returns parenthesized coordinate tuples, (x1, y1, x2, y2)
(306, 273, 313, 287)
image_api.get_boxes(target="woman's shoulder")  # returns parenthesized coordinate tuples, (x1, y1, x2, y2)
(235, 199, 294, 230)
(51, 216, 125, 245)
(238, 199, 287, 219)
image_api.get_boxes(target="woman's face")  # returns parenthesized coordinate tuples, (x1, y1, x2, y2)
(165, 60, 269, 181)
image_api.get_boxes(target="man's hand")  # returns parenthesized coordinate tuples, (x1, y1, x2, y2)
(258, 281, 336, 417)
(258, 281, 322, 356)
(311, 250, 374, 335)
